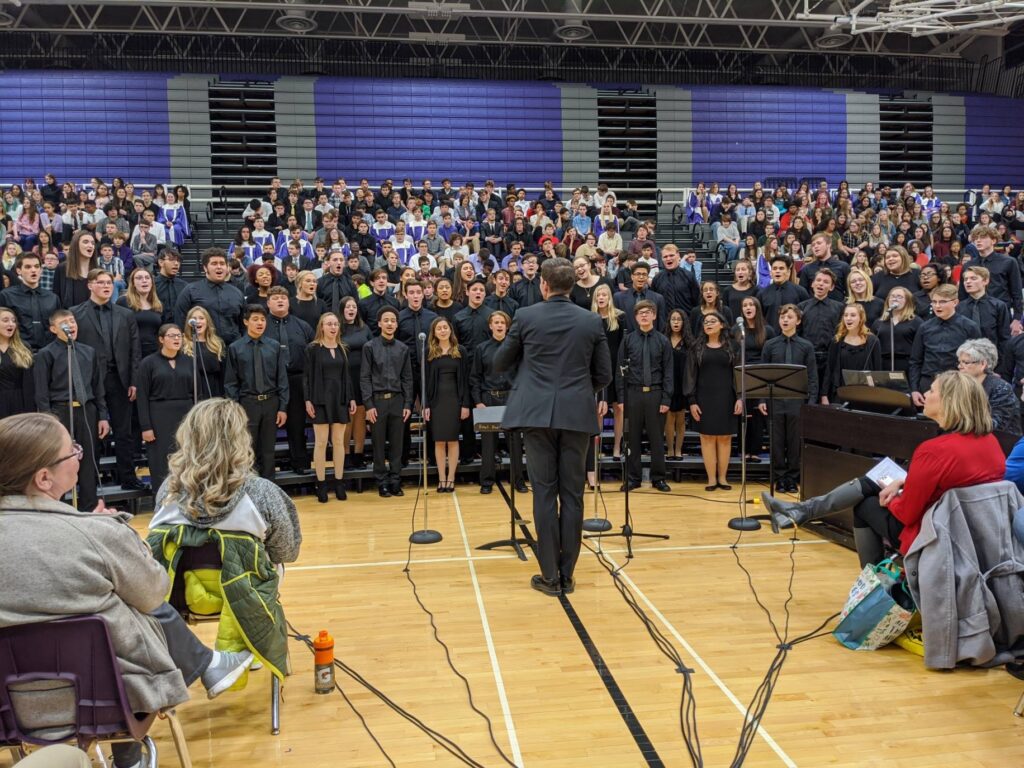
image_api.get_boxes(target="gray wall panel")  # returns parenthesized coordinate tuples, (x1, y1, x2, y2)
(167, 75, 213, 187)
(931, 94, 966, 189)
(655, 87, 692, 201)
(275, 77, 318, 182)
(842, 91, 880, 187)
(557, 84, 599, 186)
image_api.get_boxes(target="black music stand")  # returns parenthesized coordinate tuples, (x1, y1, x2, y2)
(740, 364, 809, 497)
(836, 384, 916, 417)
(473, 406, 531, 561)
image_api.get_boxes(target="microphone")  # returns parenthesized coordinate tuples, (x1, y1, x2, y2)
(188, 318, 200, 329)
(736, 316, 745, 327)
(418, 332, 427, 342)
(888, 296, 900, 310)
(59, 323, 73, 336)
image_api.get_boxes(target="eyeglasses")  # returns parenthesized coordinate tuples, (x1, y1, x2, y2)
(930, 299, 955, 306)
(51, 442, 84, 466)
(164, 333, 183, 340)
(957, 358, 981, 367)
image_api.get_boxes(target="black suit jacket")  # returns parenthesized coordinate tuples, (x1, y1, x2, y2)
(71, 300, 142, 389)
(494, 294, 612, 434)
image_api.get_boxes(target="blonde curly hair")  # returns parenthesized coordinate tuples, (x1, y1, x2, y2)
(165, 398, 254, 519)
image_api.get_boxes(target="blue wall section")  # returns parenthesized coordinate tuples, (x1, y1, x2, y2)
(964, 95, 1024, 187)
(687, 86, 847, 186)
(314, 78, 563, 187)
(0, 72, 171, 181)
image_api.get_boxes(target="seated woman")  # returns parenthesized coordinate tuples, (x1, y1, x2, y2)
(761, 371, 1005, 566)
(0, 412, 252, 768)
(956, 338, 1022, 437)
(149, 398, 301, 685)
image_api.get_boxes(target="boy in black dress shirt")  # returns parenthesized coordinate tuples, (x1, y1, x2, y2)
(360, 306, 413, 497)
(759, 304, 818, 493)
(224, 304, 289, 480)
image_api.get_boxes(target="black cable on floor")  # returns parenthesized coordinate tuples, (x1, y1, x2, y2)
(402, 484, 521, 768)
(288, 622, 491, 768)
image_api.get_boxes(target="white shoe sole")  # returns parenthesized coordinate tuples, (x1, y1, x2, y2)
(206, 651, 254, 699)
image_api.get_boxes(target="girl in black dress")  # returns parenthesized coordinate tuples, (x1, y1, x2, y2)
(571, 255, 612, 310)
(431, 278, 463, 325)
(690, 280, 734, 336)
(736, 297, 775, 460)
(825, 304, 882, 402)
(0, 307, 33, 418)
(245, 264, 277, 308)
(182, 306, 225, 397)
(664, 309, 690, 460)
(53, 230, 97, 308)
(685, 311, 742, 491)
(292, 270, 326, 329)
(340, 296, 372, 465)
(118, 268, 163, 359)
(871, 246, 918, 302)
(913, 263, 946, 318)
(592, 284, 624, 459)
(846, 267, 884, 327)
(137, 324, 194, 494)
(871, 287, 921, 375)
(424, 317, 471, 492)
(304, 312, 356, 503)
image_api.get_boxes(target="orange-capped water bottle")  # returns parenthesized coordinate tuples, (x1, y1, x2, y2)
(313, 630, 335, 694)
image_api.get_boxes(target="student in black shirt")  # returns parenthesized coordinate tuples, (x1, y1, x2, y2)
(430, 277, 463, 324)
(33, 309, 110, 509)
(872, 287, 921, 374)
(471, 311, 525, 494)
(798, 268, 844, 396)
(759, 256, 809, 330)
(359, 269, 400, 335)
(174, 248, 246, 344)
(266, 287, 314, 474)
(957, 264, 1011, 352)
(361, 306, 413, 497)
(0, 252, 60, 351)
(617, 300, 673, 492)
(909, 284, 982, 406)
(292, 270, 327, 329)
(454, 279, 495, 355)
(224, 304, 289, 480)
(759, 304, 818, 493)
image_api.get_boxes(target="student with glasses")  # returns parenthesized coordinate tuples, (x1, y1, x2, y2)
(909, 284, 983, 407)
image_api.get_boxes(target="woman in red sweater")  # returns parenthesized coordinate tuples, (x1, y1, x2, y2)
(762, 370, 1005, 566)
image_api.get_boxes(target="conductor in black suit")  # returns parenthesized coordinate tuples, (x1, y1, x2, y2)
(494, 257, 613, 596)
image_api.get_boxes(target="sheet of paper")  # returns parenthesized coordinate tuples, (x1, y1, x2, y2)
(866, 457, 908, 488)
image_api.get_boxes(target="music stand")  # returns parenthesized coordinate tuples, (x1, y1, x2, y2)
(836, 384, 917, 417)
(473, 406, 531, 561)
(739, 364, 808, 497)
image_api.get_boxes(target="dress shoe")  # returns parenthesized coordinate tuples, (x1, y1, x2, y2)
(292, 466, 310, 476)
(717, 483, 732, 491)
(514, 481, 529, 494)
(480, 484, 493, 494)
(653, 480, 671, 493)
(1007, 661, 1024, 680)
(378, 486, 392, 498)
(121, 478, 148, 492)
(560, 575, 576, 594)
(705, 484, 718, 492)
(746, 455, 762, 463)
(621, 481, 641, 492)
(391, 484, 405, 497)
(316, 480, 329, 504)
(334, 480, 347, 501)
(530, 575, 561, 596)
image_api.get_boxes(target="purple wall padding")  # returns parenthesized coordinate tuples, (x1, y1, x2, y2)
(0, 72, 171, 182)
(688, 86, 847, 186)
(315, 78, 563, 187)
(964, 95, 1024, 187)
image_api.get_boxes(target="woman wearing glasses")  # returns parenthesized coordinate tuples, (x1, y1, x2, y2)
(0, 412, 254, 768)
(137, 324, 196, 493)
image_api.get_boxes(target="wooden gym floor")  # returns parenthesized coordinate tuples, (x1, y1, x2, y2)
(7, 481, 1023, 767)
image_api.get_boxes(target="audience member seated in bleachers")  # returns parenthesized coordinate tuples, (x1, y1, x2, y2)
(0, 412, 254, 768)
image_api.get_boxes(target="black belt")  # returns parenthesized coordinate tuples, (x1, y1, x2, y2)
(243, 393, 275, 402)
(52, 401, 83, 408)
(629, 385, 661, 393)
(488, 390, 509, 397)
(374, 392, 398, 400)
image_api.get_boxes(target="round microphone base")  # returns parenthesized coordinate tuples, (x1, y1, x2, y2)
(410, 529, 443, 545)
(582, 518, 613, 533)
(728, 517, 762, 532)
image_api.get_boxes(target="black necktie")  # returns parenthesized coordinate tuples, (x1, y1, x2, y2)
(331, 280, 340, 316)
(970, 300, 981, 326)
(641, 333, 652, 387)
(784, 337, 793, 364)
(253, 339, 266, 392)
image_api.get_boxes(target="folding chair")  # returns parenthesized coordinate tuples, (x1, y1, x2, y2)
(0, 616, 192, 767)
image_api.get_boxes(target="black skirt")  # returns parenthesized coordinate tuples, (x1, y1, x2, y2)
(429, 355, 463, 441)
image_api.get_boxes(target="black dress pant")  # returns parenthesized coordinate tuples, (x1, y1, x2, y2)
(626, 387, 666, 484)
(284, 371, 309, 471)
(522, 428, 589, 582)
(52, 401, 98, 510)
(241, 395, 279, 480)
(745, 399, 767, 454)
(104, 370, 137, 485)
(147, 398, 192, 495)
(371, 395, 405, 488)
(478, 392, 523, 487)
(770, 400, 802, 485)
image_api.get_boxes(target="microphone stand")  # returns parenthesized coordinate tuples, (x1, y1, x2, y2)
(65, 333, 78, 510)
(192, 332, 200, 404)
(410, 333, 442, 545)
(586, 360, 669, 557)
(888, 303, 896, 372)
(582, 409, 612, 533)
(729, 318, 760, 531)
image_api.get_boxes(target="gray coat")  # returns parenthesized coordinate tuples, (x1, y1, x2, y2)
(0, 495, 190, 713)
(905, 481, 1024, 670)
